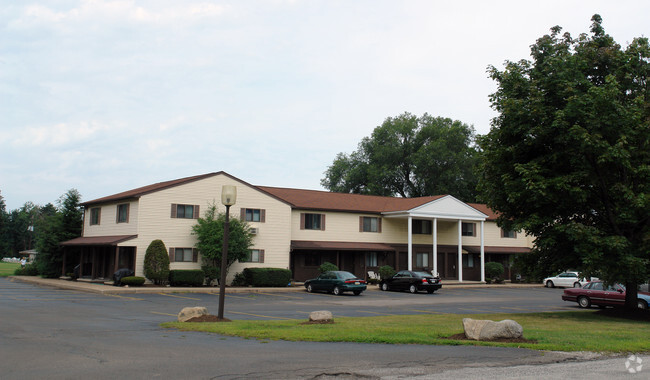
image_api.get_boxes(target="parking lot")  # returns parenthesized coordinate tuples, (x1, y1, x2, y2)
(0, 277, 574, 321)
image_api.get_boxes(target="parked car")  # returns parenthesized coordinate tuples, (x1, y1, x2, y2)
(379, 270, 442, 294)
(304, 271, 367, 296)
(543, 271, 589, 288)
(562, 281, 650, 309)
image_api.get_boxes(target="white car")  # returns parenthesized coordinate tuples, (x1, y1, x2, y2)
(543, 271, 589, 288)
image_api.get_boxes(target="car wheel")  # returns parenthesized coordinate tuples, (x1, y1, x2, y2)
(306, 284, 313, 293)
(578, 296, 591, 308)
(409, 285, 418, 294)
(546, 280, 554, 288)
(638, 299, 648, 310)
(333, 286, 341, 296)
(573, 282, 581, 288)
(381, 283, 389, 291)
(353, 290, 362, 296)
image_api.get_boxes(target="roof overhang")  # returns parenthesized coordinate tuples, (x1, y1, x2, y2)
(291, 240, 395, 251)
(463, 246, 531, 254)
(382, 195, 488, 221)
(60, 235, 138, 246)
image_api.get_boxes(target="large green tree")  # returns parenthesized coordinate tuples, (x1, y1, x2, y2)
(192, 203, 253, 285)
(322, 112, 479, 201)
(479, 15, 650, 309)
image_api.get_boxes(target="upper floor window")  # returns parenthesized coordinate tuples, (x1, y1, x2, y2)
(360, 216, 381, 232)
(242, 249, 265, 263)
(169, 247, 198, 263)
(412, 220, 432, 234)
(301, 213, 325, 230)
(462, 222, 476, 237)
(501, 228, 517, 238)
(171, 204, 199, 219)
(242, 208, 265, 223)
(90, 207, 101, 225)
(116, 204, 129, 223)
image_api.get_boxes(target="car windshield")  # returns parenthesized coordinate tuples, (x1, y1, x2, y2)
(413, 272, 431, 277)
(337, 272, 357, 280)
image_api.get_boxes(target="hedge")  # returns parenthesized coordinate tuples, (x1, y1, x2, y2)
(242, 268, 292, 287)
(120, 276, 145, 286)
(169, 269, 205, 287)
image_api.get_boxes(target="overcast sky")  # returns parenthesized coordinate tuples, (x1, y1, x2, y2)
(1, 1, 649, 211)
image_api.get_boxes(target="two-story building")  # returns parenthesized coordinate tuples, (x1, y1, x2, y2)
(60, 171, 532, 283)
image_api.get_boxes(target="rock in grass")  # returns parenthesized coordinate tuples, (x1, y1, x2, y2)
(309, 310, 333, 322)
(463, 318, 523, 340)
(178, 306, 209, 322)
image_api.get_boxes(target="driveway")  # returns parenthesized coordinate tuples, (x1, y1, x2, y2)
(0, 278, 631, 379)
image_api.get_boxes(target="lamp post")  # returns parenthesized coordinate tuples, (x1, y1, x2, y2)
(218, 185, 237, 320)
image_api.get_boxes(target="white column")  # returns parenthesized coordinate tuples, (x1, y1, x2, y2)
(458, 220, 463, 282)
(480, 220, 485, 283)
(432, 218, 438, 276)
(407, 216, 413, 271)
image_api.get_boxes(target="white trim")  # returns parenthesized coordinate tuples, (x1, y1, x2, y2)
(408, 216, 413, 271)
(458, 220, 463, 282)
(433, 218, 438, 277)
(480, 220, 485, 283)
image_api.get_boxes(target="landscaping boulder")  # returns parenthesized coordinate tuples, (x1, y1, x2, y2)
(309, 310, 333, 322)
(178, 306, 209, 322)
(462, 318, 523, 341)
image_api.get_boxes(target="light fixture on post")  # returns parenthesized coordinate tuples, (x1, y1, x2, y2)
(218, 184, 237, 320)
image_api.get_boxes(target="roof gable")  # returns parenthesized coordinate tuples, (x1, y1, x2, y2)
(403, 195, 488, 221)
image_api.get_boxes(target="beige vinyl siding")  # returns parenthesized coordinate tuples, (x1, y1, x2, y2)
(83, 201, 138, 237)
(121, 174, 291, 279)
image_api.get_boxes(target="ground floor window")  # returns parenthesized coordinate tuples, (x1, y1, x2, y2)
(243, 249, 264, 263)
(174, 248, 194, 262)
(462, 254, 475, 268)
(366, 252, 378, 266)
(416, 252, 429, 267)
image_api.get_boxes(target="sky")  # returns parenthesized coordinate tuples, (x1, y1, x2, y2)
(1, 0, 649, 211)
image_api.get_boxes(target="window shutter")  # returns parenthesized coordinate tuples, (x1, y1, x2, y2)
(500, 228, 504, 238)
(300, 213, 305, 230)
(378, 218, 382, 233)
(321, 214, 326, 231)
(359, 216, 364, 232)
(171, 204, 177, 218)
(169, 248, 175, 263)
(513, 231, 517, 238)
(261, 209, 266, 223)
(126, 204, 130, 223)
(259, 249, 265, 263)
(192, 248, 198, 262)
(240, 208, 246, 221)
(193, 205, 200, 219)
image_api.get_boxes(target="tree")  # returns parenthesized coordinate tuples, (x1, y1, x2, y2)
(321, 112, 479, 201)
(0, 191, 10, 257)
(144, 239, 170, 285)
(478, 15, 650, 309)
(192, 203, 253, 285)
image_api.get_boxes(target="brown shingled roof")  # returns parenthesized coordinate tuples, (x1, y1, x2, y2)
(257, 186, 445, 213)
(467, 203, 499, 220)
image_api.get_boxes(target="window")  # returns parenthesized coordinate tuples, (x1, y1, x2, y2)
(501, 228, 517, 238)
(117, 204, 129, 223)
(366, 252, 378, 266)
(168, 247, 197, 263)
(171, 204, 199, 219)
(462, 222, 476, 237)
(242, 249, 264, 263)
(90, 208, 101, 225)
(301, 213, 325, 230)
(462, 254, 475, 268)
(416, 253, 429, 268)
(412, 220, 432, 234)
(242, 208, 265, 222)
(360, 216, 381, 232)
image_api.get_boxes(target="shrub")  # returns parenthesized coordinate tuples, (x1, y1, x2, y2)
(231, 271, 247, 286)
(120, 276, 145, 286)
(318, 262, 338, 273)
(14, 264, 39, 276)
(144, 240, 170, 285)
(169, 270, 205, 287)
(202, 264, 219, 286)
(242, 268, 292, 287)
(485, 262, 505, 281)
(378, 265, 396, 280)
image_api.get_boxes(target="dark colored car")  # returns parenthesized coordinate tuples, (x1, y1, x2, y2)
(304, 271, 367, 296)
(379, 270, 442, 294)
(562, 281, 650, 309)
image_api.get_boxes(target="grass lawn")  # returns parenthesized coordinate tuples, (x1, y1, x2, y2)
(162, 310, 650, 353)
(0, 262, 20, 277)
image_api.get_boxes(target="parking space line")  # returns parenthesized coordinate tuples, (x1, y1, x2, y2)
(151, 311, 177, 317)
(158, 293, 202, 301)
(256, 292, 304, 299)
(228, 311, 293, 320)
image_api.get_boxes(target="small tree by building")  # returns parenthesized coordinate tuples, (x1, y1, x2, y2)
(318, 262, 338, 273)
(144, 239, 170, 285)
(485, 262, 505, 283)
